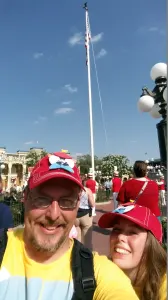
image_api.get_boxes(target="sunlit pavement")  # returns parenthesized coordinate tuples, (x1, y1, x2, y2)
(92, 201, 113, 256)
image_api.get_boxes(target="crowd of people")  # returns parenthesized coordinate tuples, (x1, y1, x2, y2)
(0, 152, 166, 300)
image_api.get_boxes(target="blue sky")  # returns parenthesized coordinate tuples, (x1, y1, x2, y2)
(0, 0, 166, 163)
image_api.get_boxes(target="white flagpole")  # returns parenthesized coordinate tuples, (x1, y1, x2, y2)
(84, 3, 95, 180)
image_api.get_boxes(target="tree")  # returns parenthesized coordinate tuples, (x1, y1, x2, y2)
(101, 155, 131, 177)
(26, 150, 47, 167)
(76, 155, 102, 175)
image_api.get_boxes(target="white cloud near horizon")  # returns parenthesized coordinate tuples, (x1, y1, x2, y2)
(64, 84, 78, 93)
(68, 32, 104, 46)
(24, 141, 34, 145)
(62, 101, 71, 105)
(54, 107, 74, 115)
(96, 48, 107, 59)
(33, 52, 44, 59)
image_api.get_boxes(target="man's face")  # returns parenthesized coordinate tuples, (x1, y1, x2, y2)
(24, 178, 80, 253)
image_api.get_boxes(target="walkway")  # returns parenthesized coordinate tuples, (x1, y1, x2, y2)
(92, 201, 113, 256)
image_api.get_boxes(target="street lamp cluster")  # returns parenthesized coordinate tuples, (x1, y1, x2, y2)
(138, 63, 167, 168)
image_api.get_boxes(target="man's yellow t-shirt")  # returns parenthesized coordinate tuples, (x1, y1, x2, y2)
(0, 228, 139, 300)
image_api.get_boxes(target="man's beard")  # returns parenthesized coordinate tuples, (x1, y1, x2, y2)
(30, 233, 68, 253)
(25, 220, 70, 254)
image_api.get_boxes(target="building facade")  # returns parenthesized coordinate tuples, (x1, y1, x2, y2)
(0, 147, 45, 190)
(0, 147, 28, 190)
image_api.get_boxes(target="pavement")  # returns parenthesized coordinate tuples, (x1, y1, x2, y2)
(92, 201, 113, 256)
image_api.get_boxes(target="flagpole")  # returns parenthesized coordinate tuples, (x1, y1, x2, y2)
(84, 3, 95, 180)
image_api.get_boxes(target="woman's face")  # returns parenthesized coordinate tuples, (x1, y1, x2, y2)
(110, 218, 147, 275)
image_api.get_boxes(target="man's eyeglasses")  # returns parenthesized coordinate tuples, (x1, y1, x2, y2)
(28, 194, 78, 209)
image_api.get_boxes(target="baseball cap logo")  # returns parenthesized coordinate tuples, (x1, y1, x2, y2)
(113, 205, 135, 214)
(48, 154, 74, 173)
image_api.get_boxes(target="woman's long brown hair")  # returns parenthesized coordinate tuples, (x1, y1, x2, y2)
(133, 231, 167, 300)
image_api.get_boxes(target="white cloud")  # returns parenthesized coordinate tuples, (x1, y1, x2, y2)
(64, 84, 78, 93)
(148, 27, 159, 32)
(24, 141, 34, 145)
(68, 32, 83, 46)
(62, 101, 71, 105)
(75, 153, 83, 157)
(91, 32, 104, 43)
(96, 48, 107, 59)
(68, 31, 103, 46)
(138, 26, 165, 36)
(33, 52, 44, 59)
(34, 116, 47, 124)
(54, 107, 74, 114)
(148, 27, 165, 35)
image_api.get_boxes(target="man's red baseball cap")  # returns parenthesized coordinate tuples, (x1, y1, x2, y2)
(28, 152, 83, 190)
(98, 204, 162, 243)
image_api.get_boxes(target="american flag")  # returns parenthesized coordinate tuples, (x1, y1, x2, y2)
(85, 10, 91, 66)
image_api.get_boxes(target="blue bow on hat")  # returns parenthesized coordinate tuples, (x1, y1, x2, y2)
(49, 162, 74, 173)
(113, 205, 135, 214)
(113, 207, 126, 214)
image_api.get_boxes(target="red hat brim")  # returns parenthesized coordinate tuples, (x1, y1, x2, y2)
(98, 212, 162, 243)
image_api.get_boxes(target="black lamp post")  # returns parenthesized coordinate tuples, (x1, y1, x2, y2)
(138, 63, 167, 168)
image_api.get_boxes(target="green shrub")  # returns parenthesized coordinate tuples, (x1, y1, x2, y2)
(96, 189, 110, 203)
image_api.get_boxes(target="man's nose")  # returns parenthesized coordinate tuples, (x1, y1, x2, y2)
(45, 200, 61, 220)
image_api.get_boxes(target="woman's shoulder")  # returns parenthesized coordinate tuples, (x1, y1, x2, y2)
(124, 179, 142, 187)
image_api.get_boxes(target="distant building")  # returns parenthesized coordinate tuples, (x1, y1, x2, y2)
(0, 147, 44, 190)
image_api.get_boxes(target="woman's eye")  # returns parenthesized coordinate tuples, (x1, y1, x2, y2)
(130, 231, 138, 235)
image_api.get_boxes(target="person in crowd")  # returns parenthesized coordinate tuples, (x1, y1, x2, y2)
(0, 202, 13, 229)
(111, 171, 122, 209)
(156, 175, 166, 206)
(123, 177, 128, 183)
(75, 179, 95, 249)
(129, 174, 133, 180)
(86, 173, 98, 216)
(117, 160, 160, 216)
(98, 203, 167, 300)
(0, 151, 139, 300)
(104, 177, 111, 200)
